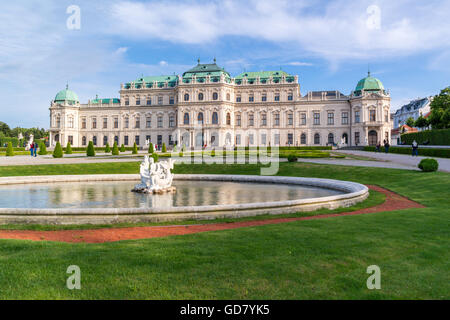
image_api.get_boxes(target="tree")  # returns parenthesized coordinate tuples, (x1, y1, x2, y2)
(5, 142, 14, 156)
(132, 142, 138, 154)
(112, 141, 119, 155)
(405, 117, 416, 128)
(152, 153, 159, 162)
(162, 143, 167, 153)
(86, 141, 95, 157)
(0, 122, 11, 137)
(415, 116, 428, 129)
(148, 142, 154, 154)
(38, 142, 48, 155)
(105, 142, 111, 153)
(65, 142, 73, 154)
(53, 142, 63, 158)
(120, 144, 126, 152)
(429, 87, 450, 129)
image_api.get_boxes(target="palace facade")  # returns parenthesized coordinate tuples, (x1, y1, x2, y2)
(49, 60, 392, 149)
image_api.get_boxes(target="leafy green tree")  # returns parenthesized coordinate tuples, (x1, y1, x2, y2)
(162, 143, 167, 153)
(415, 116, 428, 129)
(132, 142, 138, 154)
(52, 142, 63, 158)
(65, 142, 73, 154)
(5, 142, 14, 156)
(86, 141, 95, 157)
(105, 143, 111, 153)
(152, 153, 159, 162)
(112, 142, 119, 155)
(38, 142, 48, 155)
(120, 144, 126, 152)
(429, 87, 450, 129)
(0, 122, 11, 137)
(148, 142, 154, 154)
(406, 117, 416, 128)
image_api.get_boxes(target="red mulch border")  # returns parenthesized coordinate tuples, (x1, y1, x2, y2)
(0, 185, 424, 243)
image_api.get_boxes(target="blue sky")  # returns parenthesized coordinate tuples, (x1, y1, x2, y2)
(0, 0, 449, 128)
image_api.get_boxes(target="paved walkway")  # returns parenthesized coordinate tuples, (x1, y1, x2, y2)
(0, 154, 142, 166)
(0, 185, 424, 243)
(298, 158, 417, 171)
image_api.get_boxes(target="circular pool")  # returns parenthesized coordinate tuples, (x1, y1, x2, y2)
(0, 174, 368, 225)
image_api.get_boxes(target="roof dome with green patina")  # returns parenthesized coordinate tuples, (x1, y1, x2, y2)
(54, 85, 79, 104)
(354, 72, 384, 94)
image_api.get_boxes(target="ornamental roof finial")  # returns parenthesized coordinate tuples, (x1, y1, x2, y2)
(197, 58, 200, 64)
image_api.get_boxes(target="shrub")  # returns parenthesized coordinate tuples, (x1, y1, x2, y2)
(5, 142, 14, 156)
(86, 141, 95, 157)
(418, 158, 439, 172)
(179, 151, 183, 157)
(120, 144, 126, 152)
(152, 153, 159, 162)
(401, 128, 450, 146)
(52, 142, 63, 158)
(105, 143, 111, 153)
(162, 143, 167, 153)
(38, 142, 48, 155)
(211, 149, 215, 157)
(65, 142, 73, 154)
(287, 154, 298, 162)
(132, 142, 138, 154)
(112, 142, 119, 156)
(173, 144, 177, 152)
(148, 142, 154, 154)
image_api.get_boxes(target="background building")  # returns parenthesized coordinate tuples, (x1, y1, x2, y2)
(49, 61, 391, 149)
(393, 97, 432, 129)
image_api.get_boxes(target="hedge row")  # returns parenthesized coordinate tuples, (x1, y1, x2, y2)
(0, 137, 19, 147)
(0, 147, 25, 151)
(62, 146, 137, 152)
(401, 128, 450, 146)
(364, 146, 450, 158)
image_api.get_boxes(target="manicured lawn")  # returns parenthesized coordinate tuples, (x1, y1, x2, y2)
(0, 162, 448, 299)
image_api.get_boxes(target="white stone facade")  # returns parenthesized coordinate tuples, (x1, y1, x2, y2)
(49, 63, 392, 149)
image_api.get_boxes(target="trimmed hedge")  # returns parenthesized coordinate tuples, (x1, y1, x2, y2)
(5, 142, 14, 156)
(86, 141, 95, 157)
(364, 146, 450, 158)
(0, 147, 25, 151)
(401, 128, 450, 146)
(0, 137, 19, 148)
(112, 142, 119, 156)
(418, 158, 439, 172)
(65, 142, 73, 154)
(52, 142, 63, 158)
(38, 142, 48, 155)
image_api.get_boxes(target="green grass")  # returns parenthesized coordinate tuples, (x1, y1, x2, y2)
(0, 162, 449, 299)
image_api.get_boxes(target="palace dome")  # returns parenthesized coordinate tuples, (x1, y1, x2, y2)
(355, 72, 384, 94)
(54, 85, 79, 104)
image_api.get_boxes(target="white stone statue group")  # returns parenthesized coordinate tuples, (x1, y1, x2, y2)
(133, 156, 176, 193)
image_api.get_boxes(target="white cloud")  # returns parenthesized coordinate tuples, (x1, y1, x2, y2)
(159, 60, 168, 67)
(286, 62, 314, 67)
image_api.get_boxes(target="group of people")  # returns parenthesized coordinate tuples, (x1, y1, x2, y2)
(29, 142, 38, 157)
(375, 139, 420, 156)
(375, 140, 391, 153)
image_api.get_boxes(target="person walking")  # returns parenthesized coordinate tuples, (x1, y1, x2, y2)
(376, 141, 381, 152)
(384, 140, 390, 153)
(412, 140, 419, 157)
(34, 142, 38, 157)
(30, 142, 34, 157)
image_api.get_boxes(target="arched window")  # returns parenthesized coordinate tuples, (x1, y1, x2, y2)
(184, 93, 189, 101)
(300, 133, 306, 145)
(212, 112, 218, 124)
(103, 135, 108, 146)
(82, 136, 87, 146)
(197, 112, 204, 125)
(183, 113, 189, 125)
(226, 93, 230, 101)
(213, 92, 218, 100)
(226, 113, 231, 125)
(182, 132, 190, 147)
(342, 133, 348, 144)
(93, 136, 97, 146)
(198, 93, 204, 101)
(328, 133, 334, 144)
(314, 133, 320, 145)
(195, 133, 204, 147)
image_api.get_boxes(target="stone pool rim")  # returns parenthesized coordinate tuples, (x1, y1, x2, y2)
(0, 174, 369, 225)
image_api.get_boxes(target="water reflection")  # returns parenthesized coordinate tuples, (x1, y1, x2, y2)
(0, 181, 343, 209)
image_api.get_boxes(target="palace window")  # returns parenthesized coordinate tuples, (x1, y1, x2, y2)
(135, 117, 140, 129)
(68, 116, 74, 128)
(198, 112, 204, 125)
(261, 113, 267, 126)
(135, 136, 140, 146)
(198, 93, 204, 101)
(274, 94, 280, 101)
(327, 112, 334, 125)
(103, 136, 108, 146)
(125, 99, 129, 106)
(169, 115, 175, 128)
(236, 114, 241, 127)
(236, 96, 241, 102)
(313, 112, 320, 125)
(136, 97, 140, 105)
(236, 134, 241, 145)
(249, 95, 254, 102)
(355, 110, 360, 123)
(157, 116, 163, 128)
(212, 112, 219, 125)
(262, 94, 267, 102)
(114, 136, 119, 144)
(93, 136, 97, 146)
(124, 117, 129, 129)
(146, 117, 151, 128)
(147, 97, 151, 105)
(169, 135, 174, 146)
(288, 133, 293, 145)
(82, 136, 87, 146)
(385, 111, 389, 122)
(287, 113, 293, 126)
(55, 116, 61, 128)
(81, 118, 86, 129)
(114, 117, 119, 129)
(169, 96, 175, 105)
(92, 117, 97, 129)
(183, 113, 189, 125)
(370, 110, 376, 122)
(184, 93, 189, 101)
(226, 93, 230, 101)
(314, 133, 320, 145)
(226, 113, 231, 125)
(261, 134, 267, 145)
(68, 136, 73, 145)
(355, 132, 360, 145)
(288, 94, 293, 101)
(103, 117, 108, 129)
(328, 133, 334, 144)
(300, 113, 306, 125)
(274, 113, 280, 126)
(124, 136, 129, 146)
(300, 133, 306, 145)
(213, 92, 218, 100)
(158, 96, 163, 105)
(249, 134, 254, 145)
(248, 113, 254, 126)
(274, 134, 280, 145)
(342, 112, 349, 125)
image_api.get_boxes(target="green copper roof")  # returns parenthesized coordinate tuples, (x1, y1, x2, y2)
(91, 98, 120, 104)
(54, 85, 79, 103)
(234, 70, 295, 84)
(355, 72, 384, 92)
(125, 75, 179, 89)
(182, 60, 231, 83)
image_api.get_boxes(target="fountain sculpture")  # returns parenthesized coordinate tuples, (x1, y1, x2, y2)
(132, 156, 176, 194)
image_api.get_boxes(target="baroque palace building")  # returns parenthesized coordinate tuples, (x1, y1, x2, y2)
(49, 60, 391, 149)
